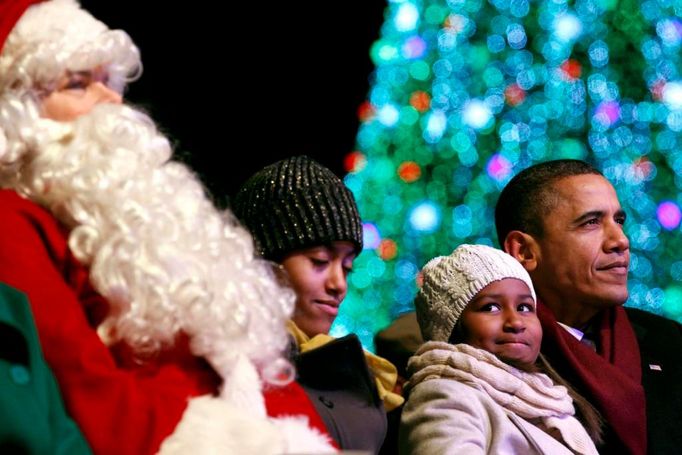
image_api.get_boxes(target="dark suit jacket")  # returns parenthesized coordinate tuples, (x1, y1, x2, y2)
(626, 307, 682, 454)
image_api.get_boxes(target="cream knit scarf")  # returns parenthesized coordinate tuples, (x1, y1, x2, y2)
(406, 341, 598, 455)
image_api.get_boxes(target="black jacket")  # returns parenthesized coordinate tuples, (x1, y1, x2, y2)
(292, 334, 387, 454)
(626, 307, 682, 454)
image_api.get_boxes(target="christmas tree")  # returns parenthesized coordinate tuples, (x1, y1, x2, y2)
(332, 0, 682, 349)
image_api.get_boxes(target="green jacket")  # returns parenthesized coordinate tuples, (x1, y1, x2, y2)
(0, 283, 91, 454)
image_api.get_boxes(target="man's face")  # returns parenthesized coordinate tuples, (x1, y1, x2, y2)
(530, 174, 630, 324)
(40, 68, 122, 121)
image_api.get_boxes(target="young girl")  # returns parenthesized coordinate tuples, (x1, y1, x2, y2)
(400, 244, 602, 454)
(233, 155, 403, 453)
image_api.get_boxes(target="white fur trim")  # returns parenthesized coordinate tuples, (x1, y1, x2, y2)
(158, 396, 338, 454)
(158, 395, 285, 454)
(219, 354, 266, 416)
(6, 0, 106, 52)
(0, 0, 104, 80)
(270, 416, 338, 454)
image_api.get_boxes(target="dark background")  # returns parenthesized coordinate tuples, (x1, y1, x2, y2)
(80, 1, 386, 207)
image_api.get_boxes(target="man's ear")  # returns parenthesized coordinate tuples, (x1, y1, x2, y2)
(503, 230, 539, 272)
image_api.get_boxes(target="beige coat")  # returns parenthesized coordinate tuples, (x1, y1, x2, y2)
(400, 378, 582, 454)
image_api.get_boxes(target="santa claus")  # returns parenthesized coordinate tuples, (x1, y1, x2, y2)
(0, 0, 336, 453)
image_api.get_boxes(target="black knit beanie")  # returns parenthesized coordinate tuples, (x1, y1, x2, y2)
(232, 155, 364, 261)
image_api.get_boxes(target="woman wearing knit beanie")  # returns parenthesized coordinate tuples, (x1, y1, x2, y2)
(233, 155, 404, 453)
(400, 244, 603, 455)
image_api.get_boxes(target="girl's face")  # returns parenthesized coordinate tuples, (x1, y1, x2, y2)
(281, 241, 357, 337)
(458, 278, 542, 367)
(40, 68, 122, 121)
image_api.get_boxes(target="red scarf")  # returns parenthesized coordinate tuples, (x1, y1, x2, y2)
(537, 302, 646, 454)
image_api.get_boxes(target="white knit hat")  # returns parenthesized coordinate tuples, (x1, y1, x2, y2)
(415, 244, 536, 342)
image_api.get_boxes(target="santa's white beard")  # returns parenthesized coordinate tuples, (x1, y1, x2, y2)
(0, 101, 295, 384)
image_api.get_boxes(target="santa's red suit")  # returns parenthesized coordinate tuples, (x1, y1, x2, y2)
(0, 189, 334, 453)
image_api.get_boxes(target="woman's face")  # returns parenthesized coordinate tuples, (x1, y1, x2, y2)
(40, 68, 122, 121)
(280, 241, 357, 337)
(458, 278, 542, 367)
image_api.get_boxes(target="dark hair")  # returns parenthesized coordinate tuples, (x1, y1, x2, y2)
(448, 321, 603, 444)
(494, 160, 602, 244)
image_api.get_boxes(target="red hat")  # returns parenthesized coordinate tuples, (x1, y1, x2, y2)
(0, 0, 42, 54)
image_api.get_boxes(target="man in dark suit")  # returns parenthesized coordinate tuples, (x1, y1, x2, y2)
(496, 159, 682, 454)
